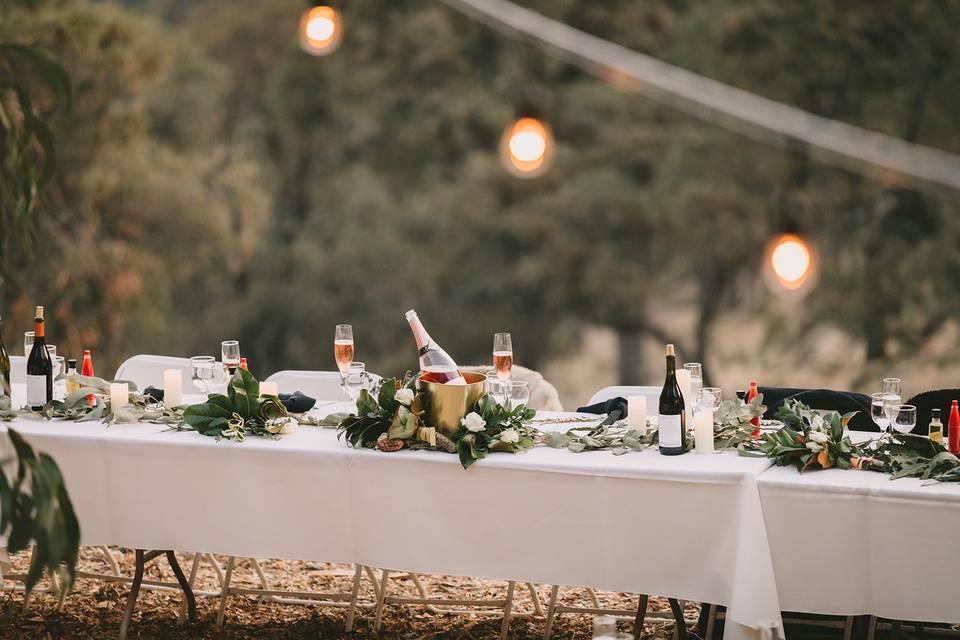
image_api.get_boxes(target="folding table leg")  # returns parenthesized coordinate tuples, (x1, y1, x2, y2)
(179, 553, 202, 622)
(216, 556, 236, 626)
(633, 594, 649, 640)
(668, 598, 688, 640)
(500, 580, 516, 640)
(373, 569, 390, 631)
(166, 551, 196, 623)
(867, 615, 878, 640)
(542, 584, 560, 640)
(345, 564, 363, 632)
(843, 615, 854, 640)
(705, 604, 718, 640)
(119, 550, 146, 640)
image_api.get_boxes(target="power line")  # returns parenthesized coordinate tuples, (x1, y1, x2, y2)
(439, 0, 960, 198)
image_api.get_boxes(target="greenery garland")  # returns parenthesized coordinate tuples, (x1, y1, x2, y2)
(337, 373, 536, 469)
(181, 368, 294, 441)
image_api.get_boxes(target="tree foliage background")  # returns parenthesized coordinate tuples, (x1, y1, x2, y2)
(2, 0, 959, 405)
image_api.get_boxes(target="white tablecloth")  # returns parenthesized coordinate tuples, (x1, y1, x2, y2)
(3, 405, 782, 640)
(759, 461, 960, 624)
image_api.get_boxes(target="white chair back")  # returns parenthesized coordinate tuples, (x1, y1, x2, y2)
(9, 356, 26, 386)
(587, 385, 661, 408)
(114, 354, 207, 393)
(264, 370, 347, 401)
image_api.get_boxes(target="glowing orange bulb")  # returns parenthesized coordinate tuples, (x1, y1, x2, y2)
(299, 6, 342, 56)
(500, 117, 553, 178)
(769, 234, 812, 290)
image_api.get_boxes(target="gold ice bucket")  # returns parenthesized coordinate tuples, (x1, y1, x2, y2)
(420, 371, 485, 436)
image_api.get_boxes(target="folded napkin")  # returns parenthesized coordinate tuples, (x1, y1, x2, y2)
(144, 386, 164, 401)
(759, 386, 876, 432)
(576, 397, 629, 426)
(278, 391, 316, 414)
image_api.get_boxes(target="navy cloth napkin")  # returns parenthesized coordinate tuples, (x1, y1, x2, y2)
(278, 391, 316, 414)
(576, 397, 629, 426)
(144, 386, 164, 401)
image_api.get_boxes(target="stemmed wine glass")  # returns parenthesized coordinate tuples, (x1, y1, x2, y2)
(698, 386, 722, 412)
(882, 377, 902, 435)
(870, 392, 890, 432)
(493, 333, 513, 382)
(334, 324, 354, 400)
(484, 372, 506, 406)
(221, 341, 241, 377)
(892, 404, 916, 435)
(505, 380, 530, 409)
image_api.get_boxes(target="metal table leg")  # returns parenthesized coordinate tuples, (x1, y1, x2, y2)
(633, 594, 649, 640)
(119, 550, 196, 640)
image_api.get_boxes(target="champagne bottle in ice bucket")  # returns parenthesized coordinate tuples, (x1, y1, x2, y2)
(405, 310, 467, 385)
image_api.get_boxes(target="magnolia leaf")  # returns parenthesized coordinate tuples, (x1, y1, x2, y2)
(183, 395, 235, 435)
(377, 378, 397, 408)
(227, 368, 260, 419)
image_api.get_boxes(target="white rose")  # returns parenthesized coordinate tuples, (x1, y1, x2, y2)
(810, 414, 824, 432)
(395, 388, 415, 406)
(805, 440, 823, 453)
(265, 418, 295, 436)
(462, 411, 486, 433)
(499, 428, 520, 444)
(809, 430, 829, 444)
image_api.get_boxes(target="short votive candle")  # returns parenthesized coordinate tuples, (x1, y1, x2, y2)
(163, 369, 183, 407)
(260, 381, 278, 396)
(695, 409, 715, 454)
(627, 395, 647, 435)
(110, 383, 129, 409)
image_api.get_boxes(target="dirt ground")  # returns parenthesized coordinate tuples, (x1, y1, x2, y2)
(0, 547, 695, 639)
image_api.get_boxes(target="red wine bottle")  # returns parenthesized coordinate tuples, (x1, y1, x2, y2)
(405, 310, 466, 384)
(26, 306, 53, 409)
(748, 380, 760, 438)
(658, 344, 687, 455)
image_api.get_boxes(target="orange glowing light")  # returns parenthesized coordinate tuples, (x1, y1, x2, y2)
(500, 117, 553, 178)
(769, 234, 813, 290)
(299, 6, 342, 56)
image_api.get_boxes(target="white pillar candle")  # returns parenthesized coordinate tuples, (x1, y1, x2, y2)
(110, 382, 128, 409)
(695, 409, 715, 454)
(260, 381, 278, 396)
(163, 369, 183, 407)
(627, 395, 647, 435)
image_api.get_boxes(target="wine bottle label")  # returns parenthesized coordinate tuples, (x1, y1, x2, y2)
(659, 414, 682, 448)
(26, 374, 48, 406)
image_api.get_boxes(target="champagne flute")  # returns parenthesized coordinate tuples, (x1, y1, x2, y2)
(334, 324, 354, 400)
(221, 340, 241, 377)
(684, 363, 703, 412)
(882, 377, 902, 432)
(892, 404, 916, 435)
(493, 332, 513, 382)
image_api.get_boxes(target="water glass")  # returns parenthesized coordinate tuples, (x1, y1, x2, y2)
(484, 372, 505, 405)
(893, 405, 917, 435)
(344, 362, 365, 401)
(870, 392, 890, 432)
(46, 344, 57, 361)
(505, 380, 530, 409)
(684, 362, 703, 401)
(190, 355, 216, 395)
(698, 386, 722, 411)
(493, 332, 513, 382)
(53, 356, 66, 400)
(24, 331, 34, 356)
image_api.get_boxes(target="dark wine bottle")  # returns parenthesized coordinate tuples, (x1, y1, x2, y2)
(658, 343, 687, 455)
(26, 305, 53, 409)
(0, 314, 9, 398)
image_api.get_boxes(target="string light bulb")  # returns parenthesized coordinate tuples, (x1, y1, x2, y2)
(765, 233, 816, 294)
(299, 6, 342, 56)
(500, 116, 553, 178)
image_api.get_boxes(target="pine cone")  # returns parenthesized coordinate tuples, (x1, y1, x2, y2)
(434, 432, 457, 453)
(377, 438, 405, 453)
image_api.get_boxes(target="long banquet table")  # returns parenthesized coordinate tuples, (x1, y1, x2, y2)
(3, 401, 783, 640)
